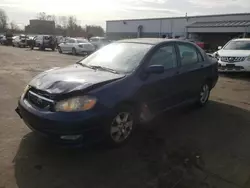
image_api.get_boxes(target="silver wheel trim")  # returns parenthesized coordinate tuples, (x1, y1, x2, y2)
(200, 84, 209, 103)
(110, 112, 133, 143)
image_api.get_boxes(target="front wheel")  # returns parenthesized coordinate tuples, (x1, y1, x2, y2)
(197, 83, 210, 106)
(105, 106, 136, 147)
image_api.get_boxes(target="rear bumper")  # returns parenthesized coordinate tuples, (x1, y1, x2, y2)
(16, 98, 114, 143)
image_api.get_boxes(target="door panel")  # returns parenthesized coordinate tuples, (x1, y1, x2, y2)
(138, 43, 181, 113)
(139, 68, 180, 113)
(176, 42, 207, 102)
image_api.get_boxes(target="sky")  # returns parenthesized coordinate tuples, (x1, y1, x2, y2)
(0, 0, 250, 29)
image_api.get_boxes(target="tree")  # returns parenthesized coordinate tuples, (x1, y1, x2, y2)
(58, 16, 67, 29)
(86, 25, 104, 37)
(37, 12, 47, 20)
(10, 21, 19, 31)
(37, 12, 56, 21)
(0, 9, 8, 32)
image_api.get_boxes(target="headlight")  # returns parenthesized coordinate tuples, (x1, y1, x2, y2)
(247, 55, 250, 61)
(55, 96, 97, 112)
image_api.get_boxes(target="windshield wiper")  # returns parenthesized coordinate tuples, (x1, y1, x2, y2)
(89, 65, 119, 74)
(76, 62, 97, 70)
(76, 63, 119, 74)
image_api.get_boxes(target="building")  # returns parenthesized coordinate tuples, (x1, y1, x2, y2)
(106, 13, 250, 49)
(25, 19, 55, 35)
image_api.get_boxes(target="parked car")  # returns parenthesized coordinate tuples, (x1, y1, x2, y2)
(0, 32, 13, 45)
(89, 36, 110, 49)
(15, 38, 218, 146)
(12, 34, 29, 47)
(58, 38, 95, 55)
(55, 36, 64, 48)
(0, 35, 6, 45)
(30, 35, 56, 51)
(213, 38, 250, 72)
(26, 36, 35, 47)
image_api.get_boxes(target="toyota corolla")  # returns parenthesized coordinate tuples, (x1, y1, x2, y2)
(16, 38, 218, 146)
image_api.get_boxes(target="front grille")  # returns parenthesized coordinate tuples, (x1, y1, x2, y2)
(220, 56, 246, 63)
(29, 87, 54, 99)
(26, 90, 54, 110)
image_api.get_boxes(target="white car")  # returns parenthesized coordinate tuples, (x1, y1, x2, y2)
(213, 38, 250, 72)
(89, 37, 110, 50)
(12, 35, 28, 47)
(58, 38, 95, 55)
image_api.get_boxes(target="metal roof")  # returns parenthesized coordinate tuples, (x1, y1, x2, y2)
(106, 13, 250, 22)
(187, 20, 250, 28)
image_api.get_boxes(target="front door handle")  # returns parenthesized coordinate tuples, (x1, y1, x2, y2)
(201, 65, 204, 68)
(175, 71, 180, 75)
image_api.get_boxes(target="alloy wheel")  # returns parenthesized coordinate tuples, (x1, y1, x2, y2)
(200, 84, 209, 104)
(110, 112, 133, 143)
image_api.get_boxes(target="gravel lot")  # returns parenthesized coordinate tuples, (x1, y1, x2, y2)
(0, 46, 250, 188)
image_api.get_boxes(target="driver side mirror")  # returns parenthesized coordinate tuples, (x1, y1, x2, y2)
(218, 46, 222, 50)
(146, 65, 164, 74)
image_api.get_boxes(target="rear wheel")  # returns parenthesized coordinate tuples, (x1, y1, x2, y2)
(197, 83, 210, 106)
(58, 47, 62, 53)
(72, 48, 77, 55)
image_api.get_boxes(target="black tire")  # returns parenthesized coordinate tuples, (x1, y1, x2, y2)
(72, 48, 77, 55)
(58, 47, 62, 54)
(51, 47, 55, 51)
(196, 82, 210, 107)
(30, 45, 34, 50)
(104, 105, 137, 147)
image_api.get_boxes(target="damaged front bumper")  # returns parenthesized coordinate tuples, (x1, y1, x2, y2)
(15, 98, 114, 144)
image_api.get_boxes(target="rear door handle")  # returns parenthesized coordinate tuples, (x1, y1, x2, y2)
(201, 65, 204, 68)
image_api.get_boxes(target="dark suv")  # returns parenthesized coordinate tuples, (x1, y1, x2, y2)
(16, 38, 218, 147)
(30, 35, 56, 51)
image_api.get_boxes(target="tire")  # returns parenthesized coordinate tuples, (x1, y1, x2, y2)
(197, 82, 210, 107)
(58, 47, 62, 54)
(105, 105, 137, 147)
(72, 48, 77, 55)
(51, 47, 55, 51)
(30, 45, 34, 50)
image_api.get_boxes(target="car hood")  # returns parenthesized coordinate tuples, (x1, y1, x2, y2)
(218, 50, 250, 57)
(29, 64, 125, 94)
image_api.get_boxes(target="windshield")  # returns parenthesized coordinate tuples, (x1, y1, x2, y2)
(77, 39, 87, 43)
(223, 40, 250, 50)
(80, 42, 152, 73)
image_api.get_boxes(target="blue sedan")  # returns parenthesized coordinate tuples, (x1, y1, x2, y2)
(16, 38, 218, 147)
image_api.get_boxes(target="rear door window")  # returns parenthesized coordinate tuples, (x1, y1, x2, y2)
(68, 39, 76, 43)
(148, 44, 178, 70)
(177, 43, 200, 66)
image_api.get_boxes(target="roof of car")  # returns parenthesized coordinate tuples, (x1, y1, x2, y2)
(231, 38, 250, 41)
(116, 38, 185, 45)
